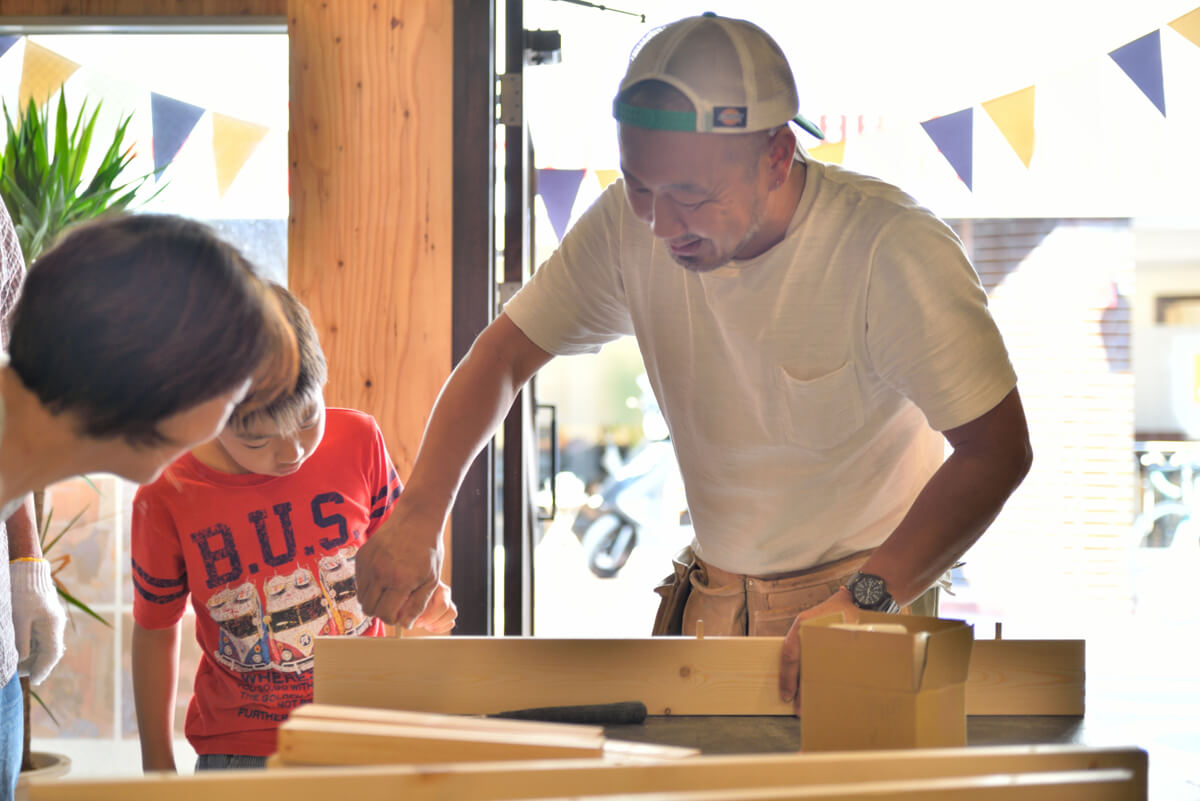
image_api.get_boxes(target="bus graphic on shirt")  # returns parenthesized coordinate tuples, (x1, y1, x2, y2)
(318, 547, 371, 636)
(263, 567, 335, 673)
(208, 582, 272, 672)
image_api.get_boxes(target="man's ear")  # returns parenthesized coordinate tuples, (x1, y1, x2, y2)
(767, 125, 797, 186)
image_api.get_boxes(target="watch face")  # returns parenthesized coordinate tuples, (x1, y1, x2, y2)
(852, 574, 886, 607)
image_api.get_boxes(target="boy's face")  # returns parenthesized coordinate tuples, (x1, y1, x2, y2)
(217, 396, 327, 477)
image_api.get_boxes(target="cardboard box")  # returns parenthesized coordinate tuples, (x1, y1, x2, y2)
(800, 611, 974, 751)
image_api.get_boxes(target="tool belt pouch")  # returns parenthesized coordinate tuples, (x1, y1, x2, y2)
(651, 546, 698, 636)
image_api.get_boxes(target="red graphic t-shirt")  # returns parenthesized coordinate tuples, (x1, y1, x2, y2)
(131, 408, 399, 756)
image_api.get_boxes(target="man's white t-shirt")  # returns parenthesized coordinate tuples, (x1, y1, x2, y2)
(505, 157, 1017, 575)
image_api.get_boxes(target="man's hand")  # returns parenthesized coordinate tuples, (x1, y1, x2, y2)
(356, 496, 446, 627)
(409, 581, 458, 634)
(10, 559, 68, 685)
(778, 586, 859, 715)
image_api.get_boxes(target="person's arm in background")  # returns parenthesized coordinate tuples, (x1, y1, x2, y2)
(8, 495, 67, 685)
(779, 387, 1032, 708)
(131, 620, 181, 773)
(356, 313, 554, 627)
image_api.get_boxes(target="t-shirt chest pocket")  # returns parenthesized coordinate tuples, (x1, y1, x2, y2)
(777, 361, 865, 450)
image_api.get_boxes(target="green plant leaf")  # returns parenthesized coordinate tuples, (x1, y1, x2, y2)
(0, 90, 162, 264)
(57, 584, 110, 628)
(28, 689, 60, 728)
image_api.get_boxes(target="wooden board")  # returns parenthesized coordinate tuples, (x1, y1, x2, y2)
(314, 636, 1085, 717)
(287, 702, 606, 741)
(276, 717, 604, 767)
(279, 703, 699, 765)
(967, 639, 1085, 715)
(27, 747, 1145, 801)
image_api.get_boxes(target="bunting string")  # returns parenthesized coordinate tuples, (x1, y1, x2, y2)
(2, 36, 275, 199)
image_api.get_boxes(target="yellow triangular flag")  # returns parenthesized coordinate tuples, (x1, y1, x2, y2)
(19, 41, 80, 111)
(808, 140, 845, 164)
(1169, 6, 1200, 49)
(982, 85, 1036, 168)
(594, 169, 620, 189)
(212, 113, 269, 197)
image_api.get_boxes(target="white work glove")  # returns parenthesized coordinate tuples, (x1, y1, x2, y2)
(10, 558, 67, 685)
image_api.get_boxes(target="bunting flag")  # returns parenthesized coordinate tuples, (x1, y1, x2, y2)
(537, 168, 586, 241)
(1109, 30, 1166, 115)
(920, 107, 974, 190)
(1169, 6, 1200, 48)
(594, 169, 620, 190)
(808, 140, 845, 165)
(982, 85, 1036, 168)
(19, 41, 80, 110)
(151, 92, 205, 180)
(0, 36, 19, 60)
(212, 113, 270, 197)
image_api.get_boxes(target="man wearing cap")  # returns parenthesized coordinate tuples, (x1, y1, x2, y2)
(356, 13, 1031, 708)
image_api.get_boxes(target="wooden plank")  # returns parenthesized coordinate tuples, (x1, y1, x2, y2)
(288, 702, 606, 741)
(275, 717, 605, 767)
(314, 636, 1085, 717)
(967, 640, 1085, 715)
(280, 703, 698, 765)
(26, 756, 1142, 801)
(495, 770, 1135, 801)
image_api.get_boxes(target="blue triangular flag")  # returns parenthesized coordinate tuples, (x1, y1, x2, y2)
(1109, 30, 1166, 116)
(921, 107, 974, 191)
(151, 92, 205, 180)
(0, 36, 19, 60)
(537, 168, 587, 241)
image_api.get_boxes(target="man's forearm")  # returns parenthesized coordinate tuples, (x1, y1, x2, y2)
(861, 445, 1029, 605)
(404, 314, 551, 516)
(860, 389, 1032, 606)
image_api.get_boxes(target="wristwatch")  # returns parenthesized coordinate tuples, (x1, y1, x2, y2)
(845, 571, 899, 614)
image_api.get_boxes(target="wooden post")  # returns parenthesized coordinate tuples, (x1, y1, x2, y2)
(288, 0, 453, 483)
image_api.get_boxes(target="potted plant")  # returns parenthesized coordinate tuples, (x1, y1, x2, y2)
(0, 87, 159, 783)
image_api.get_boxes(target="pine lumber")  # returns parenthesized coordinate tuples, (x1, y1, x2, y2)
(313, 635, 1085, 717)
(26, 752, 1143, 801)
(275, 716, 604, 766)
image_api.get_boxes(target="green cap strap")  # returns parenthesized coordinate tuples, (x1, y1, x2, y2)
(613, 101, 697, 132)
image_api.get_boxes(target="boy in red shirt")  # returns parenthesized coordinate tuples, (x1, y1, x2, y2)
(130, 284, 456, 772)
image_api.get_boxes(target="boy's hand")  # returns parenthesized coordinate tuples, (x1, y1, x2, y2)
(356, 497, 446, 627)
(409, 581, 457, 634)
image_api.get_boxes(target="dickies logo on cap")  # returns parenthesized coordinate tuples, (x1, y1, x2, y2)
(713, 106, 748, 129)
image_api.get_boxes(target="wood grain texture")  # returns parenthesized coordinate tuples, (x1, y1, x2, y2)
(288, 0, 453, 480)
(0, 1, 282, 13)
(315, 636, 793, 716)
(275, 717, 605, 766)
(27, 747, 1146, 801)
(313, 636, 1085, 717)
(967, 640, 1085, 715)
(288, 702, 607, 741)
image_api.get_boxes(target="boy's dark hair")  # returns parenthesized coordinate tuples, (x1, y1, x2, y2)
(7, 213, 298, 446)
(226, 282, 327, 438)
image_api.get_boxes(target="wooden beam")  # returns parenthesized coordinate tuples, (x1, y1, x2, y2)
(26, 749, 1145, 801)
(967, 639, 1085, 715)
(313, 636, 1085, 717)
(287, 702, 606, 741)
(275, 717, 605, 766)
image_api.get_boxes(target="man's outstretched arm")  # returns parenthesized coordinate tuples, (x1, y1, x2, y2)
(356, 313, 554, 627)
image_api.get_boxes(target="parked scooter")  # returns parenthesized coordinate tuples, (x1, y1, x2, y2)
(570, 375, 683, 578)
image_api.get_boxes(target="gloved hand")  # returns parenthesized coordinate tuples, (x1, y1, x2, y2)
(10, 558, 67, 685)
